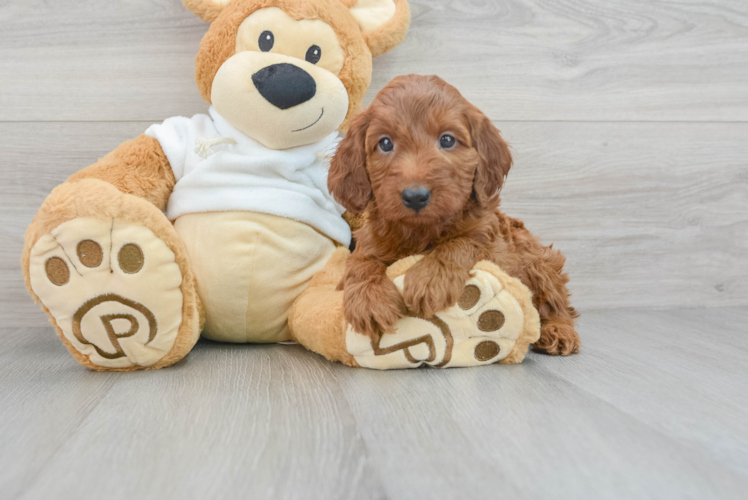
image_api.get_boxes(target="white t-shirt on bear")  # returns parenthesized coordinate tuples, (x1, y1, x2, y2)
(145, 107, 351, 247)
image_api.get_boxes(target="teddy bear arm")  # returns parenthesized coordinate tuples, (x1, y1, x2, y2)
(66, 134, 176, 210)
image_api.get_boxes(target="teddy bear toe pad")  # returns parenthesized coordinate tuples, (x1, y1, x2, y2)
(346, 265, 529, 370)
(29, 217, 190, 369)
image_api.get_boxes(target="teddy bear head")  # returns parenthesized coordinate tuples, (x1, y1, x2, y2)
(183, 0, 410, 150)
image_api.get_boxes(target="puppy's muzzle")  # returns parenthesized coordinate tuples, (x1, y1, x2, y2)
(401, 186, 432, 213)
(252, 63, 317, 110)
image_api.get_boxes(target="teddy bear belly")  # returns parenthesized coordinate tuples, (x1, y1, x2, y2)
(174, 211, 336, 344)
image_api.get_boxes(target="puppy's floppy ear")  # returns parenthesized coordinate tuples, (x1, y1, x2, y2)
(329, 111, 373, 215)
(346, 0, 411, 57)
(183, 0, 233, 22)
(467, 106, 512, 207)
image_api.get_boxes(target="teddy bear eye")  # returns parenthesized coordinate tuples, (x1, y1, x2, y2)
(305, 45, 322, 64)
(259, 31, 274, 52)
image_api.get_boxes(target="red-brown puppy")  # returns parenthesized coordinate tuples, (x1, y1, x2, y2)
(329, 74, 580, 356)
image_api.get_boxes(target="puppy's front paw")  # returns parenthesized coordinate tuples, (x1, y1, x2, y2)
(344, 279, 406, 339)
(403, 257, 471, 318)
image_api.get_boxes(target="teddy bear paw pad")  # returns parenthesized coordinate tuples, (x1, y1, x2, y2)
(346, 268, 526, 370)
(29, 217, 186, 369)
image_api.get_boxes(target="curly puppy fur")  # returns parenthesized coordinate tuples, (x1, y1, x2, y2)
(328, 74, 581, 356)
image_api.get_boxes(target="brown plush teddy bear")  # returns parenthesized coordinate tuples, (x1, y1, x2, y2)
(22, 0, 412, 371)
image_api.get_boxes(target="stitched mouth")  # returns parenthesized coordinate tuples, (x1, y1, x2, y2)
(292, 108, 324, 133)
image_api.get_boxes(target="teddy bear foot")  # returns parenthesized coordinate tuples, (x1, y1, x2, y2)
(28, 214, 201, 371)
(345, 260, 541, 370)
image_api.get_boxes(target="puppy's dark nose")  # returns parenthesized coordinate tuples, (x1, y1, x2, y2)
(252, 63, 316, 110)
(401, 186, 432, 212)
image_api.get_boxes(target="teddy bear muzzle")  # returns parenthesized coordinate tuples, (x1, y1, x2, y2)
(211, 50, 349, 150)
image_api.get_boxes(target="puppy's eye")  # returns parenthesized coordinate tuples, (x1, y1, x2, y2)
(259, 31, 274, 52)
(379, 137, 394, 153)
(439, 134, 456, 150)
(306, 45, 322, 64)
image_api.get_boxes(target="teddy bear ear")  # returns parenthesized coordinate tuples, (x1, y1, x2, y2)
(346, 0, 411, 57)
(182, 0, 234, 22)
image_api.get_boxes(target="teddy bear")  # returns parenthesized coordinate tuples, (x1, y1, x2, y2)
(21, 0, 412, 371)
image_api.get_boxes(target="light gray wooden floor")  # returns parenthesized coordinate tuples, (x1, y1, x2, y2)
(2, 308, 748, 499)
(1, 1, 746, 499)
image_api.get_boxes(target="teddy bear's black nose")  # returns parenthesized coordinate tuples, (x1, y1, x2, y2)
(252, 63, 317, 110)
